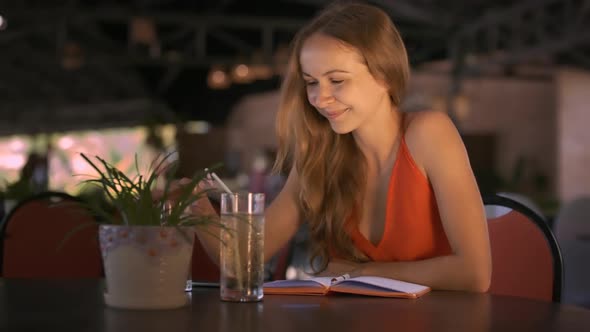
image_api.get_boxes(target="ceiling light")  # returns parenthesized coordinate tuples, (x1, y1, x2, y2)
(231, 64, 255, 84)
(207, 67, 230, 90)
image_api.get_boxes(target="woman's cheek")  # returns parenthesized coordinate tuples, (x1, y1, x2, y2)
(306, 89, 316, 106)
(332, 85, 349, 103)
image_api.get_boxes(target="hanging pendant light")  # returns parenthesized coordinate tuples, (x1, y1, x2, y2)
(207, 66, 231, 90)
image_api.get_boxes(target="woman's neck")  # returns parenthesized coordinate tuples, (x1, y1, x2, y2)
(352, 105, 401, 173)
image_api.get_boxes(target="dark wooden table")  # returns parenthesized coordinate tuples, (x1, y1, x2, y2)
(1, 279, 590, 331)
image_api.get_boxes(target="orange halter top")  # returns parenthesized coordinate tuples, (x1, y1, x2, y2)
(347, 135, 452, 262)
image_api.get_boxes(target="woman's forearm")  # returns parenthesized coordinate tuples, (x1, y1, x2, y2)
(192, 201, 298, 266)
(360, 255, 491, 292)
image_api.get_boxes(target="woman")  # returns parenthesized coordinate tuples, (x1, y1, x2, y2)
(196, 1, 491, 292)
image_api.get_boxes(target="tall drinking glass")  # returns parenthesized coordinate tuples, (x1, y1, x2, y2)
(219, 192, 265, 302)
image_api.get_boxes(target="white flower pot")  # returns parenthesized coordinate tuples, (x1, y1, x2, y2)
(99, 225, 195, 310)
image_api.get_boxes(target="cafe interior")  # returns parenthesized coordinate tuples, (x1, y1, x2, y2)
(1, 0, 590, 330)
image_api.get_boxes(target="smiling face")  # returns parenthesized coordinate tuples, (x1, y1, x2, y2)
(299, 33, 391, 134)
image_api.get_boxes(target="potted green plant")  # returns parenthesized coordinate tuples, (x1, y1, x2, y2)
(76, 152, 222, 310)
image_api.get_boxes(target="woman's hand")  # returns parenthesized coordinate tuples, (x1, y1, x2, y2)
(316, 259, 363, 278)
(152, 177, 218, 217)
(187, 178, 218, 217)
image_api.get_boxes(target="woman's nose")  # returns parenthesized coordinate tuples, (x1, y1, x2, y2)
(313, 85, 334, 108)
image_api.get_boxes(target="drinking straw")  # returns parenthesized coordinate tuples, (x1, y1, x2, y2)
(204, 168, 233, 194)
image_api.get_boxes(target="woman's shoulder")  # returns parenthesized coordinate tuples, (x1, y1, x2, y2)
(403, 110, 455, 135)
(401, 110, 461, 170)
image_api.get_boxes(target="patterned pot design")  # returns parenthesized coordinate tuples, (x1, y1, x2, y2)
(99, 225, 195, 309)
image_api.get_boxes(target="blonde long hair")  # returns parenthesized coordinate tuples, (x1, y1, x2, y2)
(274, 1, 410, 271)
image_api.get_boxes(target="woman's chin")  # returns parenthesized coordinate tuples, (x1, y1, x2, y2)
(329, 123, 354, 135)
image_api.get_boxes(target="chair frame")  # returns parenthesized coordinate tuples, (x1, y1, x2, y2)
(483, 193, 564, 302)
(0, 191, 87, 275)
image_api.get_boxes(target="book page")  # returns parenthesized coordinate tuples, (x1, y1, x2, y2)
(263, 277, 332, 296)
(334, 276, 429, 294)
(264, 277, 332, 289)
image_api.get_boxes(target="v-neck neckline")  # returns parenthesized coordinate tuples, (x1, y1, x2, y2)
(353, 135, 406, 251)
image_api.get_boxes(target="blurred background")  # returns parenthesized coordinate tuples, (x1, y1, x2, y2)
(0, 0, 589, 302)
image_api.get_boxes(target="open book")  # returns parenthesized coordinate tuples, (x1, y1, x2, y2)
(263, 274, 430, 298)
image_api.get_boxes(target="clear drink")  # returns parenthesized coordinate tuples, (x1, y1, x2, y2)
(219, 193, 265, 302)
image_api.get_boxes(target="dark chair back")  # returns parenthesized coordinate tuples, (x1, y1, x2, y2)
(0, 192, 102, 278)
(484, 193, 563, 302)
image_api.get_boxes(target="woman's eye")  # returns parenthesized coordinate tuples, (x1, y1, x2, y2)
(305, 81, 318, 86)
(331, 79, 344, 84)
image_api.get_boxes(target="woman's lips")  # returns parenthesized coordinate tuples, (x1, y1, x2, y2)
(324, 108, 349, 120)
